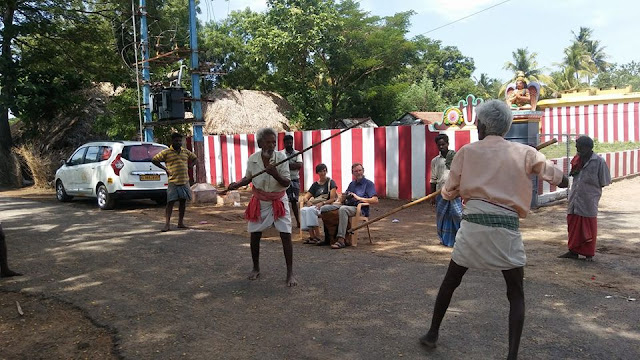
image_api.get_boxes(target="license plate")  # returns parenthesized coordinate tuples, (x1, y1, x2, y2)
(140, 174, 160, 181)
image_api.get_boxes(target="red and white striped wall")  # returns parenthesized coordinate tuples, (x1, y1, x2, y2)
(200, 125, 478, 200)
(538, 149, 640, 197)
(540, 101, 640, 143)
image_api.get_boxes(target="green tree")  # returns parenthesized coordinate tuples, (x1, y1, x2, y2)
(200, 0, 417, 128)
(572, 27, 609, 73)
(502, 47, 552, 96)
(408, 36, 475, 90)
(594, 61, 640, 91)
(474, 73, 500, 100)
(395, 75, 445, 115)
(503, 48, 547, 82)
(562, 41, 596, 85)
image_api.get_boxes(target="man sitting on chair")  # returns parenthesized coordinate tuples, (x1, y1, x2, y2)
(321, 163, 378, 249)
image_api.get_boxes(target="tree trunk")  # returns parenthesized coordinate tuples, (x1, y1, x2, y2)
(0, 1, 18, 187)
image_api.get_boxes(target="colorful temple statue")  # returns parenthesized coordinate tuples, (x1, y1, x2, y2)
(505, 73, 541, 111)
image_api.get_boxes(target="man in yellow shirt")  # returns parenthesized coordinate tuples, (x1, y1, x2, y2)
(152, 133, 198, 232)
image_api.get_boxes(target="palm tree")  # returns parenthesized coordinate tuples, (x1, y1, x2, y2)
(502, 48, 552, 95)
(474, 73, 499, 99)
(562, 42, 596, 84)
(572, 27, 609, 77)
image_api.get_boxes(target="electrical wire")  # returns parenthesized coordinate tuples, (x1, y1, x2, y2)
(417, 0, 512, 36)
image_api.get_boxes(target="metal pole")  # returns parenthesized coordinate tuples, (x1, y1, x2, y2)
(131, 0, 143, 141)
(189, 0, 205, 182)
(140, 0, 153, 142)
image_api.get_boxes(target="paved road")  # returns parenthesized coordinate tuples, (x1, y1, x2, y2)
(1, 196, 638, 359)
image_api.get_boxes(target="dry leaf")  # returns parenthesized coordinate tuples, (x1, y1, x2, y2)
(16, 301, 24, 316)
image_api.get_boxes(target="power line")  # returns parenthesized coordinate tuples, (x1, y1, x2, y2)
(418, 0, 512, 36)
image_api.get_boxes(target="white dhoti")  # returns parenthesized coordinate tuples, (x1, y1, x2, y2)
(300, 206, 321, 230)
(247, 194, 292, 234)
(451, 199, 525, 270)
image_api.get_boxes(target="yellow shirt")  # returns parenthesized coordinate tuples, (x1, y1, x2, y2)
(152, 146, 197, 185)
(442, 136, 564, 218)
(246, 150, 290, 192)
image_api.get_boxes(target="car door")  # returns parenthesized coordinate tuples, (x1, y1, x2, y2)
(77, 146, 100, 195)
(64, 147, 87, 194)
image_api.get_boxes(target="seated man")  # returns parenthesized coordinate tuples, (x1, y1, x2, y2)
(321, 163, 378, 249)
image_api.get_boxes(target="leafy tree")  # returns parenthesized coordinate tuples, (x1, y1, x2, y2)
(594, 61, 640, 91)
(395, 75, 445, 115)
(562, 41, 596, 84)
(200, 0, 417, 128)
(408, 36, 475, 90)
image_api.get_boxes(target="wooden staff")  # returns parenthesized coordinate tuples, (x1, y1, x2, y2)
(348, 138, 558, 233)
(220, 118, 372, 194)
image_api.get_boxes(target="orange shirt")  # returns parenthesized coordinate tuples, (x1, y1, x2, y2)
(441, 136, 564, 218)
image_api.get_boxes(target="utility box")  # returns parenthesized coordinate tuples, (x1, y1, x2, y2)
(152, 87, 190, 120)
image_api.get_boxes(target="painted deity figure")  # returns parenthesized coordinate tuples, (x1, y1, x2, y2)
(506, 78, 532, 110)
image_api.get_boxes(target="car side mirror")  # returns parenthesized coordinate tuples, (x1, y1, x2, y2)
(61, 159, 67, 166)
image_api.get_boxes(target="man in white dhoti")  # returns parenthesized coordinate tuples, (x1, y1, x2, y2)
(228, 127, 297, 287)
(420, 100, 569, 360)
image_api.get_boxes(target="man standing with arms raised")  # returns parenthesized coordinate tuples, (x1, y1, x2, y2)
(420, 100, 568, 360)
(228, 128, 297, 287)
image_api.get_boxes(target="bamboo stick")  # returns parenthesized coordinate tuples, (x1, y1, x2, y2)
(348, 138, 559, 233)
(220, 118, 372, 194)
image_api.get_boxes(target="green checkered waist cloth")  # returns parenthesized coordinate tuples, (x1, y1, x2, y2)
(462, 213, 520, 231)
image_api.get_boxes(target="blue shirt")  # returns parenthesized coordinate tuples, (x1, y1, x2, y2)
(345, 177, 377, 216)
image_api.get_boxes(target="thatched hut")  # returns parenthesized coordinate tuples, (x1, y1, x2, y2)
(202, 89, 294, 135)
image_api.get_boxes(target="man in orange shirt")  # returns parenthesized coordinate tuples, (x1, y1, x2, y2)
(420, 100, 568, 360)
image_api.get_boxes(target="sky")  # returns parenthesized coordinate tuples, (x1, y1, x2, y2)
(198, 0, 640, 82)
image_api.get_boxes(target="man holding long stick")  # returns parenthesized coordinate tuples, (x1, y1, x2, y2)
(228, 128, 297, 287)
(420, 100, 568, 360)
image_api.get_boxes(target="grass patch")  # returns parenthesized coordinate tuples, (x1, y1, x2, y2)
(540, 140, 640, 159)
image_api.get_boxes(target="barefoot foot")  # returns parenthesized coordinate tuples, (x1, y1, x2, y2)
(177, 224, 189, 229)
(286, 275, 298, 287)
(161, 225, 171, 232)
(247, 270, 260, 280)
(419, 331, 438, 349)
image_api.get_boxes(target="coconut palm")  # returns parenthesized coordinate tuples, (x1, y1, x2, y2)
(572, 27, 609, 75)
(501, 48, 552, 96)
(562, 41, 596, 84)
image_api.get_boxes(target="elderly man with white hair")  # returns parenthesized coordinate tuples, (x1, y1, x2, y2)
(420, 100, 569, 360)
(228, 127, 297, 287)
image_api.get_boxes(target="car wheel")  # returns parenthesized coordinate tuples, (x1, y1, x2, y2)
(97, 185, 115, 210)
(56, 180, 73, 202)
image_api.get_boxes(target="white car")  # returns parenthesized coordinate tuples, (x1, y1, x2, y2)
(55, 141, 169, 209)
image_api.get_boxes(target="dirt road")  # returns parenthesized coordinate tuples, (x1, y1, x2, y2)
(1, 176, 639, 359)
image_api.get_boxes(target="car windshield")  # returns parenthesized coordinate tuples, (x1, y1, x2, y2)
(122, 144, 166, 162)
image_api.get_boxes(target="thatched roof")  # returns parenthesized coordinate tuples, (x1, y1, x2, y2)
(202, 89, 294, 135)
